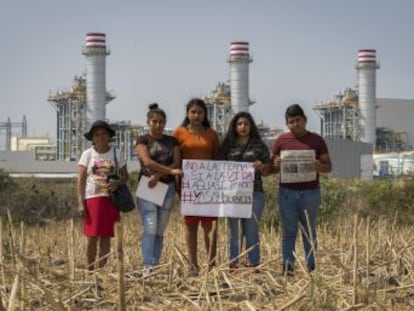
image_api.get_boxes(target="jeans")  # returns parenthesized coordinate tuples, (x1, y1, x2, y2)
(278, 187, 321, 270)
(137, 182, 175, 267)
(228, 192, 265, 266)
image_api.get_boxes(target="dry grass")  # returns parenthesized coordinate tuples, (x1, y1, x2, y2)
(1, 210, 414, 310)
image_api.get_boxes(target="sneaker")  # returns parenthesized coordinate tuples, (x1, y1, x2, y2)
(187, 264, 199, 277)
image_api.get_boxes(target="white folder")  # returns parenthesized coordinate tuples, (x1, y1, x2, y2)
(136, 175, 168, 206)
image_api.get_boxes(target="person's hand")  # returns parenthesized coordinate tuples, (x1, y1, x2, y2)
(274, 157, 281, 171)
(78, 205, 86, 218)
(170, 168, 183, 177)
(148, 175, 159, 188)
(252, 160, 263, 171)
(313, 159, 325, 172)
(108, 179, 120, 192)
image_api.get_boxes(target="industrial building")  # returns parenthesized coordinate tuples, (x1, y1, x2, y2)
(0, 36, 275, 177)
(2, 36, 414, 179)
(0, 116, 27, 151)
(47, 34, 145, 161)
(203, 81, 281, 146)
(313, 49, 414, 178)
(313, 50, 380, 146)
(48, 76, 113, 161)
(203, 42, 255, 137)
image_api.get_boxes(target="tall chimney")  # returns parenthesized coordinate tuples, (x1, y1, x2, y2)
(357, 49, 379, 147)
(82, 33, 110, 126)
(228, 41, 252, 113)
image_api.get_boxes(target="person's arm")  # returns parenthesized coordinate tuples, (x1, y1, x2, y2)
(314, 153, 332, 173)
(108, 164, 129, 191)
(253, 140, 274, 176)
(136, 144, 182, 176)
(211, 131, 220, 160)
(77, 165, 87, 217)
(269, 154, 281, 174)
(119, 165, 129, 184)
(147, 145, 183, 188)
(171, 145, 182, 170)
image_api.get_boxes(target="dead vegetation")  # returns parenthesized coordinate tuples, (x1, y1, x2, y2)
(1, 208, 414, 310)
(2, 171, 414, 309)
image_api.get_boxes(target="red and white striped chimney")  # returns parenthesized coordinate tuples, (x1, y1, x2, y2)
(357, 49, 379, 148)
(228, 41, 252, 113)
(82, 33, 110, 129)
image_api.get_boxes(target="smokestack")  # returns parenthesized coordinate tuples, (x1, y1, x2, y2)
(82, 33, 110, 126)
(357, 49, 379, 147)
(228, 41, 252, 113)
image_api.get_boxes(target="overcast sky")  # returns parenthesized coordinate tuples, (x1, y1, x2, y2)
(1, 0, 414, 145)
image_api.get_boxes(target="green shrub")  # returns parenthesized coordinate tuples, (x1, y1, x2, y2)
(2, 169, 414, 226)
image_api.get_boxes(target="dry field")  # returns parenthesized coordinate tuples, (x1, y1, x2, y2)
(1, 209, 414, 311)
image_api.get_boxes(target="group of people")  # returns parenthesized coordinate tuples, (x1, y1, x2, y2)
(77, 99, 331, 276)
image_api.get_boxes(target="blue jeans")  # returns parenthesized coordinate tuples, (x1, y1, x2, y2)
(137, 182, 175, 267)
(228, 192, 265, 266)
(278, 187, 321, 270)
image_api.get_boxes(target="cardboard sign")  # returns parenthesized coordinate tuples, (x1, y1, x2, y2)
(181, 160, 254, 218)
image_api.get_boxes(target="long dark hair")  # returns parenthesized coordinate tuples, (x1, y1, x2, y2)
(220, 111, 262, 156)
(181, 98, 211, 128)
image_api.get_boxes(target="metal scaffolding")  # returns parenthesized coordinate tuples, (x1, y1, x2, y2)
(0, 116, 27, 151)
(203, 82, 233, 137)
(313, 88, 362, 141)
(48, 76, 115, 161)
(376, 127, 407, 152)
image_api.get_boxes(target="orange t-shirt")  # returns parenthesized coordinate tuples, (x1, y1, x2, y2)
(173, 126, 219, 160)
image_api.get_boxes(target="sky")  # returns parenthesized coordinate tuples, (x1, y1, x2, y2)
(1, 0, 414, 143)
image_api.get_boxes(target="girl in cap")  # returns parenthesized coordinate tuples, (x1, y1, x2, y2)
(77, 120, 129, 270)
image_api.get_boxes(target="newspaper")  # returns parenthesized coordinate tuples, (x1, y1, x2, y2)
(280, 150, 316, 183)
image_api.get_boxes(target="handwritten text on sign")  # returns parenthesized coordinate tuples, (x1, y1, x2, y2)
(181, 160, 254, 218)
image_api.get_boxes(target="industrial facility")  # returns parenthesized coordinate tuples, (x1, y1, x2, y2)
(203, 42, 255, 137)
(47, 34, 144, 161)
(313, 49, 380, 146)
(0, 116, 27, 151)
(45, 39, 279, 160)
(203, 42, 281, 145)
(1, 35, 414, 179)
(313, 49, 414, 177)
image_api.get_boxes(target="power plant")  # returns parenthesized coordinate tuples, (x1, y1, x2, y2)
(2, 36, 414, 179)
(47, 32, 116, 161)
(313, 49, 414, 177)
(313, 49, 381, 148)
(45, 37, 260, 161)
(47, 34, 141, 161)
(313, 48, 412, 154)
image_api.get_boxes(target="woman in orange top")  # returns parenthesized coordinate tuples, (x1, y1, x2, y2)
(173, 98, 219, 276)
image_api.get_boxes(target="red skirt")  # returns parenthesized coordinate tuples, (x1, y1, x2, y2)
(83, 197, 120, 237)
